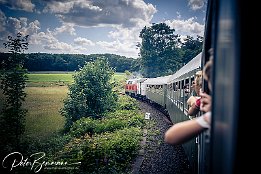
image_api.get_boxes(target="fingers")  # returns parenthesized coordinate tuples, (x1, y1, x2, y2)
(200, 93, 212, 112)
(199, 91, 210, 98)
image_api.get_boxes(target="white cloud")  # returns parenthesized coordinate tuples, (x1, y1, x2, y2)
(30, 30, 56, 45)
(188, 0, 205, 11)
(6, 17, 21, 33)
(53, 23, 76, 36)
(97, 39, 139, 58)
(165, 17, 204, 38)
(74, 37, 95, 46)
(0, 14, 81, 54)
(27, 20, 41, 34)
(43, 1, 75, 14)
(108, 27, 141, 41)
(30, 30, 78, 53)
(43, 42, 75, 52)
(5, 17, 40, 37)
(0, 0, 35, 12)
(43, 0, 156, 28)
(94, 26, 142, 57)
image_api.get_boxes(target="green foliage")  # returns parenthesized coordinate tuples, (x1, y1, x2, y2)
(69, 117, 126, 138)
(68, 110, 144, 138)
(82, 127, 142, 173)
(137, 23, 203, 78)
(68, 94, 144, 138)
(69, 118, 97, 138)
(124, 70, 132, 77)
(21, 133, 72, 156)
(137, 23, 182, 77)
(181, 35, 203, 64)
(0, 52, 138, 72)
(61, 58, 118, 131)
(0, 32, 29, 152)
(30, 92, 144, 174)
(60, 127, 142, 174)
(117, 94, 139, 110)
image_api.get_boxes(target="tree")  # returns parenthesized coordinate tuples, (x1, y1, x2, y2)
(181, 35, 203, 64)
(0, 32, 29, 152)
(61, 58, 118, 131)
(137, 23, 182, 77)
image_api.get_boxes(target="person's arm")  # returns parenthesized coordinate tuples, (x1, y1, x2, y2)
(165, 119, 204, 145)
(164, 113, 211, 145)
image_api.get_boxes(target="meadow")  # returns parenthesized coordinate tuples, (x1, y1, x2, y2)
(23, 86, 68, 140)
(0, 71, 126, 141)
(27, 71, 74, 87)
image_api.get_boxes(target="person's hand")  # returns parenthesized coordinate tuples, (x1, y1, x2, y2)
(200, 92, 211, 112)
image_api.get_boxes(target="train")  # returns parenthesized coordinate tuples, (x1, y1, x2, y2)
(125, 0, 252, 173)
(125, 52, 202, 173)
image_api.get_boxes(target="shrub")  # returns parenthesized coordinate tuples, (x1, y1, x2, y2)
(117, 94, 139, 110)
(61, 58, 118, 131)
(81, 127, 142, 173)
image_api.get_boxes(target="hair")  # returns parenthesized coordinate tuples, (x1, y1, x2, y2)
(203, 49, 214, 82)
(195, 70, 202, 87)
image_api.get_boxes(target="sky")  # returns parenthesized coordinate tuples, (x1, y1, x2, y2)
(0, 0, 208, 58)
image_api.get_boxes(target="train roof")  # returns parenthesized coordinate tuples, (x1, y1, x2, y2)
(143, 75, 172, 85)
(126, 78, 147, 83)
(168, 52, 202, 83)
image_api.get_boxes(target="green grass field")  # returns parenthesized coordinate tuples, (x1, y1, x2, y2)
(112, 72, 126, 81)
(27, 72, 74, 87)
(24, 72, 126, 140)
(1, 71, 127, 140)
(23, 86, 68, 140)
(27, 71, 126, 87)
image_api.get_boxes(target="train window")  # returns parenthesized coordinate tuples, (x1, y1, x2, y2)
(175, 82, 178, 91)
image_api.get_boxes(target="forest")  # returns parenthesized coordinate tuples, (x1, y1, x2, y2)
(0, 52, 138, 73)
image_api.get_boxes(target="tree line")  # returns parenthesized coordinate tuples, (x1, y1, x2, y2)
(0, 52, 139, 73)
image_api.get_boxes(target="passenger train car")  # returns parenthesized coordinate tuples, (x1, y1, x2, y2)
(125, 0, 251, 173)
(125, 52, 202, 173)
(143, 75, 172, 108)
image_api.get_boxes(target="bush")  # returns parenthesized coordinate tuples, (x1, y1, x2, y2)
(68, 112, 144, 138)
(117, 95, 139, 110)
(61, 58, 118, 131)
(81, 127, 142, 173)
